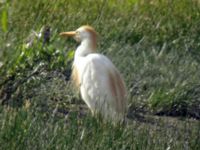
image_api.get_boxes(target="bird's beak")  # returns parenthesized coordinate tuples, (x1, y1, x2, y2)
(59, 31, 76, 37)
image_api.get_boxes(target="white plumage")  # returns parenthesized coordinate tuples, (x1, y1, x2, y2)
(60, 25, 127, 122)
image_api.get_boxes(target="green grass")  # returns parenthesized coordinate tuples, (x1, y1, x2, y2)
(0, 0, 200, 149)
(0, 105, 199, 150)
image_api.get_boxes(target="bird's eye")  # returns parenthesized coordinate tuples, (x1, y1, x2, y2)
(76, 31, 80, 35)
(74, 31, 81, 42)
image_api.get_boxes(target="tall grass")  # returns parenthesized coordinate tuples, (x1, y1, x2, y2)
(0, 0, 200, 149)
(0, 104, 199, 150)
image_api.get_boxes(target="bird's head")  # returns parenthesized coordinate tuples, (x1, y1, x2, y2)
(60, 25, 97, 50)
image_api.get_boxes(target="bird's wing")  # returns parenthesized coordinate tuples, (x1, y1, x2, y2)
(79, 54, 126, 118)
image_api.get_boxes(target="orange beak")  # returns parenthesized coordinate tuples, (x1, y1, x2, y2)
(59, 31, 76, 37)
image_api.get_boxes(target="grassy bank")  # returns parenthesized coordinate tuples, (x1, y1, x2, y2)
(0, 0, 200, 149)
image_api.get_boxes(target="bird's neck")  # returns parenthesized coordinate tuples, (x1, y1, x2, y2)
(75, 39, 96, 58)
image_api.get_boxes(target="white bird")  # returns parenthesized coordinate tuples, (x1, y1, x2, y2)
(60, 25, 127, 122)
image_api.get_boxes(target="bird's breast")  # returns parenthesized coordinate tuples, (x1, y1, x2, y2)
(71, 63, 81, 88)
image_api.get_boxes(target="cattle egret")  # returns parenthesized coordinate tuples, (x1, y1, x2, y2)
(60, 25, 127, 122)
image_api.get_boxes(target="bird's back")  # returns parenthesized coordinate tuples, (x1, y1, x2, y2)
(73, 53, 127, 122)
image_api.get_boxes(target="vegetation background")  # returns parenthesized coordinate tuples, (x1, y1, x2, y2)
(0, 0, 199, 149)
